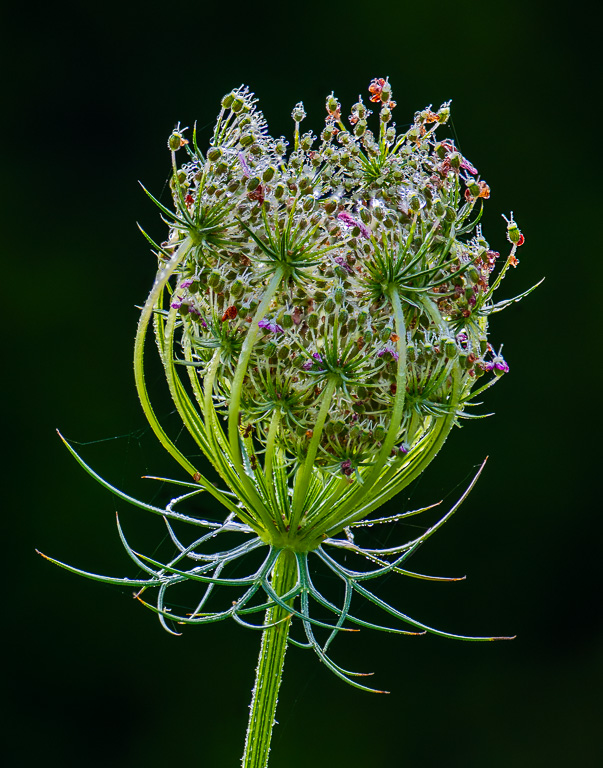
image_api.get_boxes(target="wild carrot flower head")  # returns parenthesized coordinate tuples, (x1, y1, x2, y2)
(45, 80, 536, 689)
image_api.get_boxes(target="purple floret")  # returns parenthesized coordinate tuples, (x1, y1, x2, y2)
(337, 210, 371, 239)
(377, 345, 399, 362)
(258, 318, 284, 334)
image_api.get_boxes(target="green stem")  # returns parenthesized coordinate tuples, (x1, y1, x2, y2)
(227, 269, 285, 506)
(242, 549, 298, 768)
(290, 377, 337, 529)
(133, 238, 199, 477)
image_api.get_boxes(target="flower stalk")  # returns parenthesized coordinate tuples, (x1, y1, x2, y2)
(243, 549, 297, 768)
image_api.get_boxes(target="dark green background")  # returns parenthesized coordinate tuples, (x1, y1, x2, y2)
(6, 1, 601, 766)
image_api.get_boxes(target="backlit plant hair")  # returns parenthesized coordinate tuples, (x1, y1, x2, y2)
(41, 78, 538, 768)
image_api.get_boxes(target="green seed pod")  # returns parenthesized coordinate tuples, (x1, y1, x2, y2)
(281, 312, 293, 329)
(274, 183, 286, 200)
(208, 271, 221, 288)
(333, 419, 345, 434)
(324, 297, 336, 313)
(324, 198, 338, 214)
(314, 290, 327, 303)
(408, 193, 421, 212)
(354, 120, 367, 137)
(373, 424, 386, 441)
(302, 196, 315, 213)
(264, 342, 277, 357)
(505, 216, 523, 244)
(168, 132, 183, 151)
(308, 312, 319, 328)
(221, 92, 235, 109)
(292, 103, 306, 122)
(230, 280, 245, 299)
(262, 165, 276, 183)
(240, 133, 255, 148)
(247, 177, 261, 192)
(357, 310, 368, 327)
(406, 343, 417, 362)
(467, 180, 481, 198)
(445, 206, 456, 222)
(334, 287, 344, 304)
(338, 309, 349, 324)
(379, 326, 393, 343)
(352, 401, 365, 414)
(231, 97, 245, 113)
(347, 316, 358, 333)
(433, 198, 445, 217)
(207, 147, 222, 162)
(277, 345, 289, 360)
(444, 339, 457, 358)
(364, 329, 374, 344)
(449, 152, 461, 169)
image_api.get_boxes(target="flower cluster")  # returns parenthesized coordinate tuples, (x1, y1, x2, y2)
(146, 79, 527, 509)
(45, 80, 533, 698)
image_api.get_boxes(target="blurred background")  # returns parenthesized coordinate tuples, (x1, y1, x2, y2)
(5, 1, 601, 765)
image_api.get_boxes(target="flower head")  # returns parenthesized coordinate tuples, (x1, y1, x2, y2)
(48, 81, 535, 692)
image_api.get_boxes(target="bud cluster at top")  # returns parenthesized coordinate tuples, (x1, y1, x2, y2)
(154, 79, 523, 480)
